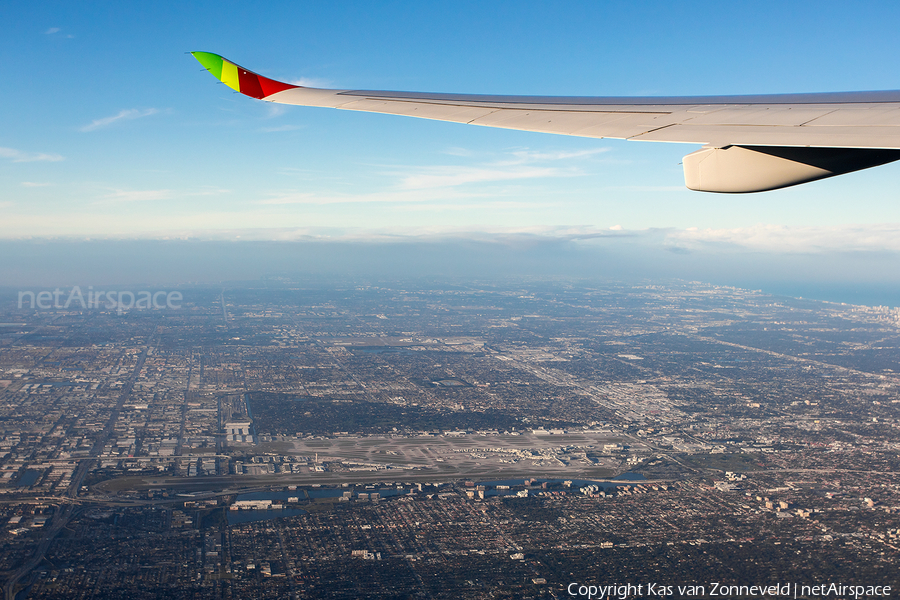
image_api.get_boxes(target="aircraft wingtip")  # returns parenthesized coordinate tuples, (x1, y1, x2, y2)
(191, 52, 298, 99)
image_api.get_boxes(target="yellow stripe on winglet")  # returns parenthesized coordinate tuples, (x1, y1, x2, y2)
(220, 60, 240, 92)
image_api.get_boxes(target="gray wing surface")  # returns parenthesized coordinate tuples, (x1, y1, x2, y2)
(270, 87, 900, 148)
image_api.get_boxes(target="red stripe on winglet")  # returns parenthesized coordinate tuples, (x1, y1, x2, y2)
(258, 75, 298, 97)
(238, 69, 265, 99)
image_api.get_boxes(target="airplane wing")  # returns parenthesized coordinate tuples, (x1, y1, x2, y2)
(192, 51, 900, 193)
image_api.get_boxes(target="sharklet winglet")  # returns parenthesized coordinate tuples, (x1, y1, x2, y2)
(191, 51, 299, 99)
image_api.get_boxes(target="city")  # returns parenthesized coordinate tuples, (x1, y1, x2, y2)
(0, 278, 897, 598)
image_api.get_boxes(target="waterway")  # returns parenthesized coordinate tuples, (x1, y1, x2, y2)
(227, 508, 307, 525)
(226, 475, 646, 522)
(750, 282, 900, 308)
(476, 474, 646, 496)
(227, 486, 411, 525)
(612, 472, 647, 481)
(17, 469, 42, 488)
(235, 486, 411, 503)
(350, 346, 418, 355)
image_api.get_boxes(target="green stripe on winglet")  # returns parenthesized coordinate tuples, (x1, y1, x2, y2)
(191, 51, 224, 80)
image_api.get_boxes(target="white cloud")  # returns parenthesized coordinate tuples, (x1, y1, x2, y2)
(664, 223, 900, 253)
(0, 223, 621, 242)
(44, 27, 60, 34)
(508, 147, 611, 162)
(191, 187, 230, 196)
(603, 185, 686, 192)
(0, 147, 64, 163)
(265, 104, 288, 118)
(389, 146, 595, 189)
(98, 187, 228, 203)
(399, 200, 556, 213)
(442, 147, 475, 157)
(258, 192, 317, 205)
(435, 146, 610, 167)
(4, 216, 898, 261)
(259, 124, 304, 133)
(398, 165, 576, 190)
(80, 108, 159, 132)
(258, 187, 488, 206)
(288, 77, 332, 88)
(259, 146, 597, 205)
(101, 189, 174, 202)
(385, 146, 603, 190)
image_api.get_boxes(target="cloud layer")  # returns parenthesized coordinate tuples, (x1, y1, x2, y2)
(0, 147, 63, 162)
(80, 108, 159, 132)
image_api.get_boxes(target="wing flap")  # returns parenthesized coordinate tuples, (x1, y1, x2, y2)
(802, 106, 900, 126)
(467, 110, 679, 138)
(634, 124, 900, 148)
(682, 107, 838, 126)
(335, 99, 499, 124)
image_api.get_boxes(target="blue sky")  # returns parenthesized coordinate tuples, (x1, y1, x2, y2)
(3, 1, 900, 291)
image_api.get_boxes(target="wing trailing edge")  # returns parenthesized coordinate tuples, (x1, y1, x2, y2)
(191, 52, 900, 192)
